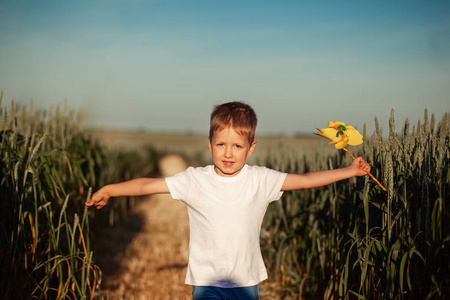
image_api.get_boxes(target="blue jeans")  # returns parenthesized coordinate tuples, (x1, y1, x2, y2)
(192, 285, 259, 300)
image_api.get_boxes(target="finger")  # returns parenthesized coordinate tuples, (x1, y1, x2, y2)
(356, 158, 370, 173)
(85, 200, 94, 208)
(85, 194, 102, 208)
(362, 162, 370, 173)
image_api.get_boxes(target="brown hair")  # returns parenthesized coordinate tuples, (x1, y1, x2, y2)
(209, 101, 258, 144)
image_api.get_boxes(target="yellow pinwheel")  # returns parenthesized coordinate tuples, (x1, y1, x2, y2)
(315, 121, 386, 191)
(315, 121, 363, 149)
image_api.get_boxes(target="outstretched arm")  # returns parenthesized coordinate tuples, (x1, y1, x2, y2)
(281, 157, 370, 191)
(85, 178, 170, 209)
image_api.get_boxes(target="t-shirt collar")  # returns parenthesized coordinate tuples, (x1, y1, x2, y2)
(210, 164, 248, 182)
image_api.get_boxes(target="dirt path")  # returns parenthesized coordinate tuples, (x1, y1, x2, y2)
(95, 155, 280, 299)
(95, 155, 191, 299)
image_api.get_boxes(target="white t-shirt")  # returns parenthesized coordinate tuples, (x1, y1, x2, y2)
(165, 164, 287, 288)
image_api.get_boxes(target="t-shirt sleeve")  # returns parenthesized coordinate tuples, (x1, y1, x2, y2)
(261, 167, 287, 203)
(165, 167, 192, 201)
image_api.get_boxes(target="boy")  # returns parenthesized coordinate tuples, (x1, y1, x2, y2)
(85, 101, 370, 300)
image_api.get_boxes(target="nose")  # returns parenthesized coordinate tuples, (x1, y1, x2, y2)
(224, 146, 233, 158)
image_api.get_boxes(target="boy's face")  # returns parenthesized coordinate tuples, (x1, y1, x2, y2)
(208, 127, 256, 177)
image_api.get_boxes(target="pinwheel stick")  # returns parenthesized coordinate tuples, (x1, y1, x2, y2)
(342, 147, 386, 191)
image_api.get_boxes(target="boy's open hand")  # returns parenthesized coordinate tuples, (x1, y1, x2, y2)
(351, 157, 371, 176)
(85, 188, 110, 209)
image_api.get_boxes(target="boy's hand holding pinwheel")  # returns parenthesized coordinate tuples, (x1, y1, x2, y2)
(315, 121, 386, 191)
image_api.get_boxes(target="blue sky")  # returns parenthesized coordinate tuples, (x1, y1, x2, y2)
(1, 0, 449, 136)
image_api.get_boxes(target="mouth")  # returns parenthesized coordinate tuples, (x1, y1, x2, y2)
(222, 161, 235, 167)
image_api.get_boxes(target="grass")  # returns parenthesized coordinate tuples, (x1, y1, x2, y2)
(261, 109, 449, 299)
(0, 95, 105, 299)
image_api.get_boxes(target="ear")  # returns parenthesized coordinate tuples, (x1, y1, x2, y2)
(208, 137, 212, 153)
(247, 141, 257, 157)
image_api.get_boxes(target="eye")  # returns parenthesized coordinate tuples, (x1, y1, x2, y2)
(234, 145, 243, 149)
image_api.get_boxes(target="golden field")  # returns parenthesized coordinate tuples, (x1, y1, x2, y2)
(3, 96, 448, 299)
(87, 128, 333, 166)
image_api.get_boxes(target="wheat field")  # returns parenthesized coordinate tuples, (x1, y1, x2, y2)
(1, 94, 448, 299)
